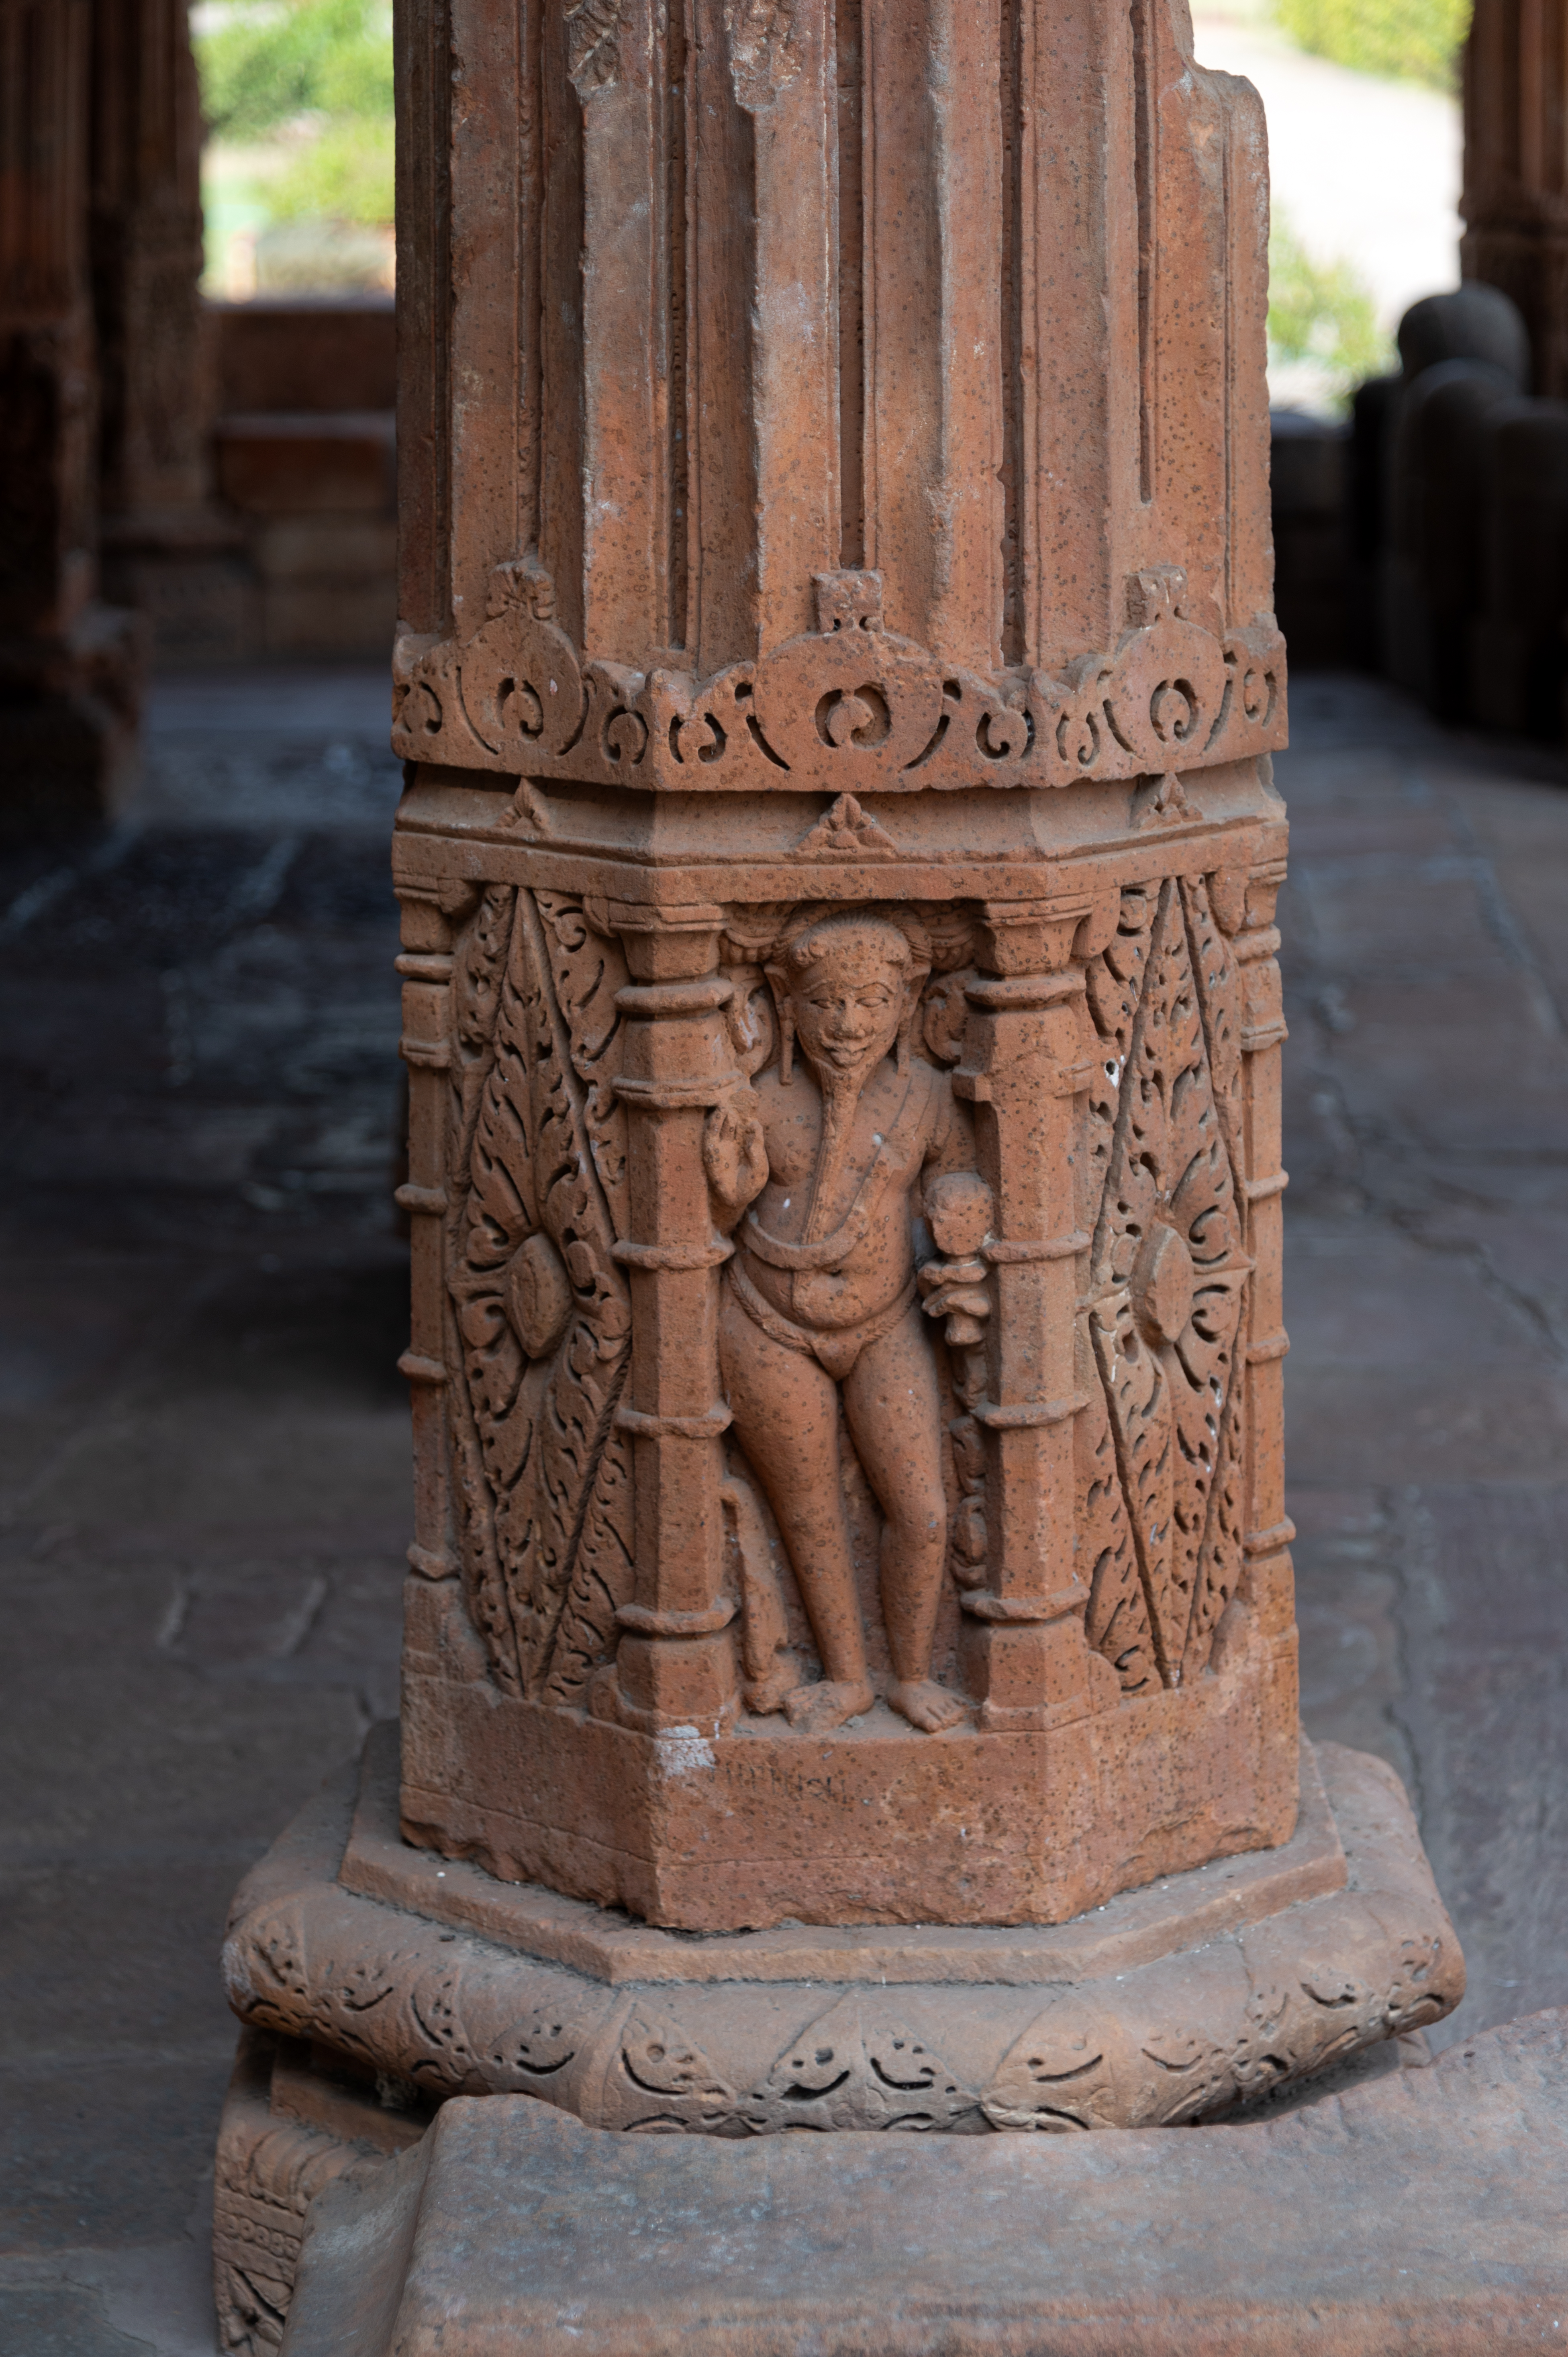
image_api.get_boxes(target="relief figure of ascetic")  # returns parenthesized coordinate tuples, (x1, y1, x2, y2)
(703, 911, 990, 1736)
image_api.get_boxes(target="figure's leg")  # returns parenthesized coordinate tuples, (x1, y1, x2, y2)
(844, 1312, 967, 1732)
(719, 1291, 874, 1730)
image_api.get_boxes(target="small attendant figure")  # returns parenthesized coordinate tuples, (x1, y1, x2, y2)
(702, 910, 990, 1735)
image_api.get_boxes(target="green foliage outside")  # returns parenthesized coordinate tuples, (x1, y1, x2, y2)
(1272, 0, 1470, 90)
(1268, 213, 1393, 408)
(196, 0, 394, 230)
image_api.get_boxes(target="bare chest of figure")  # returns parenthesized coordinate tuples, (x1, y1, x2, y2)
(743, 1058, 928, 1325)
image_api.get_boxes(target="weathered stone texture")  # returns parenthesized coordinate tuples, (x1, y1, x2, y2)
(218, 1729, 1459, 2143)
(277, 2008, 1568, 2357)
(5, 672, 1564, 2352)
(384, 0, 1298, 1932)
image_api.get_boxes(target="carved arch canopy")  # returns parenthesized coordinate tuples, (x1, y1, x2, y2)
(437, 870, 1257, 1715)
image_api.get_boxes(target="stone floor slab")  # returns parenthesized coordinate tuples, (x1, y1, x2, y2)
(279, 2010, 1568, 2357)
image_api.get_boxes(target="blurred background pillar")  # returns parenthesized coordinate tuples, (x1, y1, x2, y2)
(90, 0, 247, 657)
(1462, 0, 1568, 399)
(0, 0, 141, 831)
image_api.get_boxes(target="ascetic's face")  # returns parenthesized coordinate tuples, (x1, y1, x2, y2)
(790, 951, 904, 1076)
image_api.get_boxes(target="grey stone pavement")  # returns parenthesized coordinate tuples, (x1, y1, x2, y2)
(0, 668, 1564, 2352)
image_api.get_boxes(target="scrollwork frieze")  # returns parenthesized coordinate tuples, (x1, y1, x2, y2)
(221, 1743, 1462, 2149)
(393, 562, 1286, 794)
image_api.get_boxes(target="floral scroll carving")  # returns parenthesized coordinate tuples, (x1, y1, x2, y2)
(1079, 875, 1253, 1689)
(443, 885, 636, 1701)
(392, 563, 1286, 794)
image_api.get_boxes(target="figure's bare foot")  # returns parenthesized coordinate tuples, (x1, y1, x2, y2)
(886, 1678, 969, 1733)
(745, 1655, 801, 1717)
(784, 1678, 875, 1733)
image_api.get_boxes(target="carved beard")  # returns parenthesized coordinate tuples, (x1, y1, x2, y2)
(796, 1004, 904, 1244)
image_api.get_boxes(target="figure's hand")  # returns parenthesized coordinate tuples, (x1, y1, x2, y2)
(918, 1254, 991, 1345)
(703, 1096, 768, 1221)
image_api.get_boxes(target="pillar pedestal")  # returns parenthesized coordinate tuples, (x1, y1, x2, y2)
(212, 1728, 1461, 2348)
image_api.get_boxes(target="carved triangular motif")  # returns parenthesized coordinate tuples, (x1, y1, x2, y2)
(1132, 771, 1195, 828)
(795, 792, 898, 861)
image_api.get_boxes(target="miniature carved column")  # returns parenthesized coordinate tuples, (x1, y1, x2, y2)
(609, 905, 740, 1729)
(1231, 859, 1296, 1660)
(394, 882, 464, 1585)
(959, 898, 1111, 1731)
(1462, 0, 1568, 396)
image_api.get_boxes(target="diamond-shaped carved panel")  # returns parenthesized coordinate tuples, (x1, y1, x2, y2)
(1081, 878, 1251, 1686)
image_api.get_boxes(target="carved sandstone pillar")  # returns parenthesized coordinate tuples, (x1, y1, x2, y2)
(379, 0, 1303, 1932)
(90, 0, 241, 660)
(210, 13, 1473, 2326)
(1462, 0, 1568, 397)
